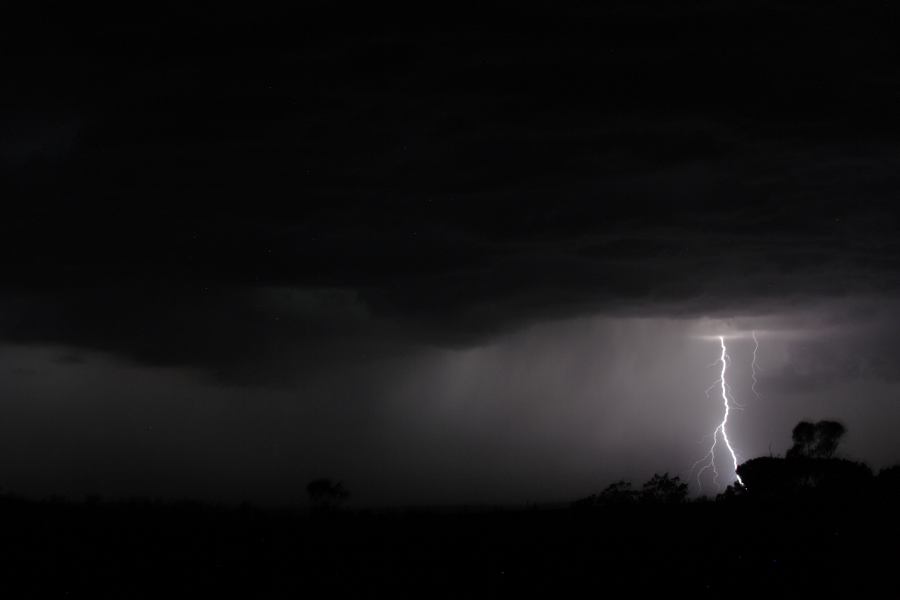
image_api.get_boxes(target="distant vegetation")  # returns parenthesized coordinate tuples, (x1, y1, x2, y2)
(574, 419, 898, 508)
(0, 419, 898, 597)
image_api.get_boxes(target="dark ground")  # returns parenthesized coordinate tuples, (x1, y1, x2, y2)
(0, 489, 896, 598)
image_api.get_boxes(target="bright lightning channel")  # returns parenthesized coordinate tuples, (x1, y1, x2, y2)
(692, 335, 744, 491)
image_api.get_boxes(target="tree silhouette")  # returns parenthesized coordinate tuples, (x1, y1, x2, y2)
(599, 480, 637, 505)
(786, 420, 846, 459)
(878, 465, 900, 496)
(306, 478, 349, 511)
(640, 473, 688, 504)
(572, 480, 637, 509)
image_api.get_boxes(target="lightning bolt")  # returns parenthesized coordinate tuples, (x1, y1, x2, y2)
(751, 330, 761, 399)
(692, 335, 744, 491)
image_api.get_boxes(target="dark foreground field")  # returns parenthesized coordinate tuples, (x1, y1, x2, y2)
(0, 489, 896, 599)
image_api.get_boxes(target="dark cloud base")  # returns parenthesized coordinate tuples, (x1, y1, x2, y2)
(4, 2, 900, 378)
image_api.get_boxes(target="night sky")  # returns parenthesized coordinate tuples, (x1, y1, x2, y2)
(4, 2, 900, 506)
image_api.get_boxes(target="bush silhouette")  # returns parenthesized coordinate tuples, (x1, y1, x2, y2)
(737, 421, 872, 499)
(306, 478, 349, 511)
(572, 480, 639, 509)
(574, 475, 687, 508)
(640, 473, 688, 504)
(738, 455, 871, 497)
(600, 480, 638, 505)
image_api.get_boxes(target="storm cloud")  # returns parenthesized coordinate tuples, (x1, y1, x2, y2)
(3, 2, 900, 504)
